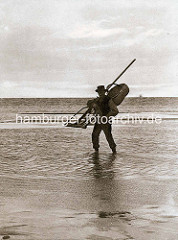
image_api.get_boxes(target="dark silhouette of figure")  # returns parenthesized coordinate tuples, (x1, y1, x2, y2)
(89, 85, 118, 153)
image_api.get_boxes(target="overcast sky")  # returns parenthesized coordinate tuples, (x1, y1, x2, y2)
(0, 0, 177, 97)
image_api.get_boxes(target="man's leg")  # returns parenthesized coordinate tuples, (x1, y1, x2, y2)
(92, 123, 102, 151)
(102, 124, 116, 152)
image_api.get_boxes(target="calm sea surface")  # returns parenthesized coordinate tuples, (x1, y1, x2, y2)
(0, 97, 177, 179)
(0, 97, 178, 121)
(0, 98, 178, 240)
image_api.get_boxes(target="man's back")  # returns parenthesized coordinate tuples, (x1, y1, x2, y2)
(94, 95, 119, 118)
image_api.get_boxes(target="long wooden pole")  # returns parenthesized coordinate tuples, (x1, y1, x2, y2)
(106, 58, 136, 90)
(67, 59, 136, 127)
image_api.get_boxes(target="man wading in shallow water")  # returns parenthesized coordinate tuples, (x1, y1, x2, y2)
(88, 85, 119, 154)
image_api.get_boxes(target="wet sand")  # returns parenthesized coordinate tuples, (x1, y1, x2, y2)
(0, 121, 178, 240)
(0, 175, 178, 240)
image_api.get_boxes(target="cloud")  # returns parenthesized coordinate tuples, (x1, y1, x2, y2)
(70, 23, 128, 39)
(145, 29, 164, 37)
(119, 28, 166, 47)
(0, 0, 177, 97)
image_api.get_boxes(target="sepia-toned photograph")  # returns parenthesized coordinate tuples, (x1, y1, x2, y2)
(0, 0, 178, 239)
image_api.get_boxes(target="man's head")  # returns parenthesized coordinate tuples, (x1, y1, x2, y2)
(95, 85, 107, 97)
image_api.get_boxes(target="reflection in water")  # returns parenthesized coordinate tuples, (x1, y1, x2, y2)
(90, 152, 119, 216)
(0, 122, 178, 179)
(0, 122, 178, 239)
(89, 152, 135, 236)
(91, 152, 116, 179)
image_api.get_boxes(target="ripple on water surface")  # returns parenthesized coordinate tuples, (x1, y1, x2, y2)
(0, 122, 177, 180)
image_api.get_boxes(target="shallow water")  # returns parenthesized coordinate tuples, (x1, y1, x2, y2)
(0, 98, 178, 239)
(0, 122, 177, 180)
(1, 97, 178, 121)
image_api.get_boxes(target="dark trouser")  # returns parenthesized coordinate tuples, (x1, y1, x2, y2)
(92, 123, 116, 150)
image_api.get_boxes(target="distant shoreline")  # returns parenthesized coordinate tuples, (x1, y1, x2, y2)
(0, 97, 178, 99)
